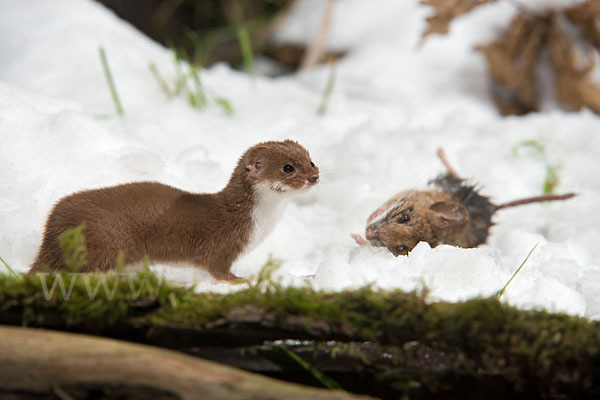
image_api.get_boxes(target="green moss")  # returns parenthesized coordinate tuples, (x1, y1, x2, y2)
(59, 224, 87, 272)
(1, 270, 599, 397)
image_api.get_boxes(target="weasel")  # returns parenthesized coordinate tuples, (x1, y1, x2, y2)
(29, 140, 319, 280)
(352, 149, 575, 256)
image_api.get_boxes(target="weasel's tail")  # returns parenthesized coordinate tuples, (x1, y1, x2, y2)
(496, 193, 576, 210)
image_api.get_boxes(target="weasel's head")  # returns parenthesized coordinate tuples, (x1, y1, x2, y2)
(242, 140, 319, 194)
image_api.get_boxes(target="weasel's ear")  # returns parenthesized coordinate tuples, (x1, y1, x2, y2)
(245, 146, 267, 178)
(246, 158, 262, 178)
(429, 201, 468, 224)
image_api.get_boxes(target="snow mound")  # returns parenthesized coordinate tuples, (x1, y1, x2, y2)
(0, 0, 599, 318)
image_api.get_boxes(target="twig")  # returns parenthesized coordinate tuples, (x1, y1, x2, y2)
(53, 385, 75, 400)
(260, 0, 299, 41)
(152, 0, 185, 27)
(301, 0, 336, 69)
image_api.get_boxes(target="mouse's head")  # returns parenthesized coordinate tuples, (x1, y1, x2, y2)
(243, 140, 319, 193)
(365, 191, 469, 256)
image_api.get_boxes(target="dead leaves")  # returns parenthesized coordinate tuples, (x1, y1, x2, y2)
(421, 0, 600, 115)
(476, 14, 548, 115)
(421, 0, 498, 38)
(549, 26, 600, 113)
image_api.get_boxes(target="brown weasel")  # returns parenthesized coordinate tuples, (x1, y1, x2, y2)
(29, 140, 319, 280)
(352, 149, 575, 256)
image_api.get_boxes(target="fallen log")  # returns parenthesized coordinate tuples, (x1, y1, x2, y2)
(0, 325, 369, 400)
(1, 272, 599, 399)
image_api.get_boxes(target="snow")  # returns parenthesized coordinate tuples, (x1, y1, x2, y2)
(1, 0, 599, 318)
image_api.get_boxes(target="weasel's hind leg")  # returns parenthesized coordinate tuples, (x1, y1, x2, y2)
(29, 244, 63, 273)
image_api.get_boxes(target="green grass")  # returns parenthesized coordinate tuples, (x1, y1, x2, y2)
(150, 49, 234, 116)
(317, 61, 337, 115)
(236, 25, 255, 80)
(0, 254, 17, 277)
(3, 269, 599, 397)
(215, 97, 234, 116)
(149, 61, 171, 97)
(497, 243, 538, 299)
(98, 46, 124, 116)
(513, 140, 561, 194)
(279, 344, 341, 389)
(59, 224, 87, 272)
(188, 63, 207, 109)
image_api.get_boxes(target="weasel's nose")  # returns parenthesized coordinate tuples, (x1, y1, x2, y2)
(308, 175, 319, 184)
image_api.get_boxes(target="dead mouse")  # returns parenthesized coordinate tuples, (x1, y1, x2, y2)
(29, 140, 319, 280)
(352, 149, 575, 256)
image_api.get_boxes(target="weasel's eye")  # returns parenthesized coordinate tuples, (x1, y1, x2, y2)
(283, 164, 295, 173)
(395, 245, 409, 254)
(310, 161, 316, 168)
(396, 214, 409, 224)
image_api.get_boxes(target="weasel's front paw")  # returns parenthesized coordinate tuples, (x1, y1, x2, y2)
(224, 272, 249, 284)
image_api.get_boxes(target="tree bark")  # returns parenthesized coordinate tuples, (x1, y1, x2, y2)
(0, 325, 370, 400)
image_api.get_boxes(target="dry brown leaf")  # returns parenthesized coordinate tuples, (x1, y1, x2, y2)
(420, 0, 498, 38)
(420, 0, 600, 115)
(565, 0, 600, 49)
(477, 14, 549, 115)
(549, 27, 600, 113)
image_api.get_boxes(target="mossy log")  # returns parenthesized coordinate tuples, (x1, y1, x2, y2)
(1, 272, 599, 399)
(0, 325, 368, 400)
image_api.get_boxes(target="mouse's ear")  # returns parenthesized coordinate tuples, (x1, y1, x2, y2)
(429, 201, 468, 224)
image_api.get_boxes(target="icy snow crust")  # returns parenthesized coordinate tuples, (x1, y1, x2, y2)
(1, 0, 599, 318)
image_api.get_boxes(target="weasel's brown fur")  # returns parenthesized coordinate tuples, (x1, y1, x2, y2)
(353, 149, 575, 256)
(29, 140, 319, 280)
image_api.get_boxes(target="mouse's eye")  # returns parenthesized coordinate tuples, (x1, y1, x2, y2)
(395, 245, 409, 254)
(310, 161, 316, 168)
(283, 164, 295, 173)
(396, 214, 409, 224)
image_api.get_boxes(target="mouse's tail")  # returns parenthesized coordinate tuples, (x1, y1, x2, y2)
(436, 148, 461, 178)
(495, 193, 576, 210)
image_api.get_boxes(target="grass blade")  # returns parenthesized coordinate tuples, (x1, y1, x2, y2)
(98, 46, 124, 116)
(317, 61, 337, 115)
(497, 243, 538, 299)
(0, 254, 18, 277)
(512, 140, 545, 156)
(543, 166, 559, 195)
(149, 62, 172, 97)
(278, 344, 340, 389)
(172, 48, 189, 96)
(512, 140, 560, 194)
(215, 97, 234, 116)
(189, 64, 207, 109)
(236, 26, 254, 79)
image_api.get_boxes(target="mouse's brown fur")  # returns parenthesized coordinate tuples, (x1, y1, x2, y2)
(29, 140, 319, 280)
(354, 149, 575, 256)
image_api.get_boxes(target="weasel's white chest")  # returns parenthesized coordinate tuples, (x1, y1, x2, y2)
(246, 184, 289, 252)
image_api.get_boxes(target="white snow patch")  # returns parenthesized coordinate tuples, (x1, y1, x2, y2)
(0, 0, 598, 319)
